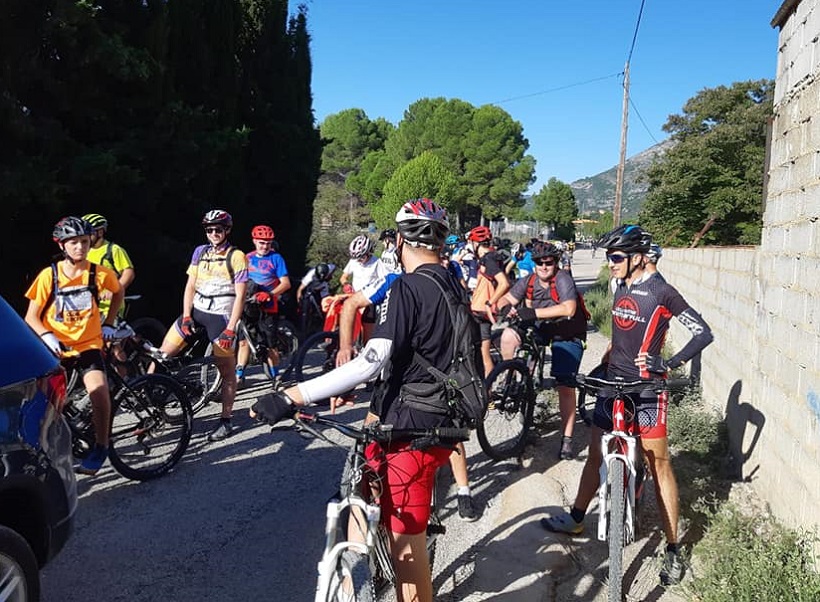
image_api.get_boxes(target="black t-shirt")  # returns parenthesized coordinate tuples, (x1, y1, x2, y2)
(372, 263, 458, 429)
(609, 273, 690, 379)
(508, 270, 586, 340)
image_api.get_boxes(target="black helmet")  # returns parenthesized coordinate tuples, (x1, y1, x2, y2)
(379, 228, 396, 242)
(53, 216, 93, 243)
(315, 262, 335, 281)
(597, 224, 652, 254)
(531, 241, 562, 261)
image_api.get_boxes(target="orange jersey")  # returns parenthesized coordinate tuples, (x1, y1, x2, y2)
(26, 261, 120, 353)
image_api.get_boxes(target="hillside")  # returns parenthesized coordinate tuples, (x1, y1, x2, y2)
(570, 139, 674, 219)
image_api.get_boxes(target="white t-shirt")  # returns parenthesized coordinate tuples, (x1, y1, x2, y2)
(380, 247, 401, 274)
(343, 256, 387, 291)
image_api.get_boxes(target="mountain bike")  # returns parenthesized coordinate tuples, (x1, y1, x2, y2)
(63, 334, 194, 481)
(573, 369, 689, 602)
(478, 318, 556, 461)
(237, 295, 300, 380)
(289, 410, 469, 601)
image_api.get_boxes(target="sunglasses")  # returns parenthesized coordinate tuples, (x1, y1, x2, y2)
(205, 227, 225, 234)
(536, 259, 557, 267)
(606, 253, 630, 264)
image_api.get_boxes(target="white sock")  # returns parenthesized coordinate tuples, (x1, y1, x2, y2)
(458, 486, 471, 497)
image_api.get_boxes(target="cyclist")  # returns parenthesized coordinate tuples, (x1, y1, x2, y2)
(646, 242, 663, 277)
(155, 209, 248, 442)
(466, 225, 510, 376)
(253, 198, 471, 602)
(541, 224, 714, 587)
(24, 216, 123, 475)
(296, 262, 336, 335)
(340, 234, 387, 342)
(236, 224, 291, 383)
(379, 228, 401, 274)
(496, 241, 587, 460)
(82, 213, 135, 320)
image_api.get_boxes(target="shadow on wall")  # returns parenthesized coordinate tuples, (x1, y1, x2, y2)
(724, 380, 765, 482)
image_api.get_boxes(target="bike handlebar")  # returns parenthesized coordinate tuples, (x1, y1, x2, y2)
(293, 410, 470, 449)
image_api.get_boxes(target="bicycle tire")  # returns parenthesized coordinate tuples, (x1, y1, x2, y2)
(293, 330, 339, 382)
(478, 360, 534, 460)
(108, 374, 193, 481)
(179, 342, 222, 414)
(607, 459, 626, 602)
(130, 316, 168, 347)
(326, 549, 375, 602)
(274, 319, 300, 371)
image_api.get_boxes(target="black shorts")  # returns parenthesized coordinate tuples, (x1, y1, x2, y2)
(62, 349, 106, 376)
(472, 312, 493, 341)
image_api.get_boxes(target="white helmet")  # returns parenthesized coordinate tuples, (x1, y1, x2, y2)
(348, 235, 374, 259)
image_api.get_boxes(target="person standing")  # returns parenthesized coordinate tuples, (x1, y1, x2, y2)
(82, 213, 135, 320)
(155, 210, 248, 442)
(25, 216, 123, 475)
(541, 224, 714, 587)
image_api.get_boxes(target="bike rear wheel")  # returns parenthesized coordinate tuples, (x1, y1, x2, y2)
(108, 374, 193, 481)
(273, 319, 300, 373)
(130, 316, 168, 347)
(478, 360, 534, 460)
(607, 459, 626, 602)
(293, 330, 339, 382)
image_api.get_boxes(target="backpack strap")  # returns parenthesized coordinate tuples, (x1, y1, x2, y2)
(102, 241, 121, 277)
(525, 273, 537, 301)
(412, 268, 459, 375)
(39, 262, 100, 321)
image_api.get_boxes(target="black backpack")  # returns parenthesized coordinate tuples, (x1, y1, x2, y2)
(402, 267, 488, 428)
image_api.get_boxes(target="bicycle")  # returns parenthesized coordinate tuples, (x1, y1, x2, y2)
(572, 368, 690, 602)
(62, 331, 194, 481)
(288, 410, 469, 602)
(237, 294, 300, 380)
(478, 317, 556, 461)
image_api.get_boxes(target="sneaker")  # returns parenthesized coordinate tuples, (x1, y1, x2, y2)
(457, 495, 478, 522)
(77, 445, 108, 476)
(208, 419, 234, 442)
(559, 436, 574, 460)
(235, 365, 246, 387)
(540, 511, 584, 535)
(659, 550, 685, 586)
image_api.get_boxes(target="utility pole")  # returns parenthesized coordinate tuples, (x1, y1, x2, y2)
(613, 61, 630, 227)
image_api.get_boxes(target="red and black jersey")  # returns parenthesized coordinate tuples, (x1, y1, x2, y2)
(609, 273, 691, 380)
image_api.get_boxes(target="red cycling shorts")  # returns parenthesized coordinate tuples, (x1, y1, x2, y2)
(365, 441, 452, 535)
(592, 390, 669, 440)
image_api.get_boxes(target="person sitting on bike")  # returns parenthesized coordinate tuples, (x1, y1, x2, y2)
(340, 234, 387, 342)
(496, 241, 587, 460)
(155, 209, 248, 442)
(379, 228, 401, 274)
(253, 198, 470, 602)
(296, 262, 335, 334)
(466, 225, 510, 376)
(236, 224, 291, 383)
(82, 213, 135, 321)
(541, 224, 714, 587)
(24, 216, 123, 475)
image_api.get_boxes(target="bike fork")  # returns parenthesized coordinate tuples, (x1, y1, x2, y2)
(597, 433, 639, 545)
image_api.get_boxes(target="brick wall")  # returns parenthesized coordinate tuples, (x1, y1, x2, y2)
(660, 0, 820, 532)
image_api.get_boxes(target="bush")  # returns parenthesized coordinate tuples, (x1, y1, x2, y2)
(581, 266, 612, 338)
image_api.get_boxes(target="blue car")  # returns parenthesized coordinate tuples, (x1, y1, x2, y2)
(0, 294, 77, 601)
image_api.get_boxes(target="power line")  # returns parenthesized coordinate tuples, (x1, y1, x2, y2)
(489, 72, 622, 106)
(626, 0, 647, 65)
(628, 97, 659, 144)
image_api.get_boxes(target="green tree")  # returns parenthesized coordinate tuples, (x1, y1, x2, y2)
(320, 108, 393, 178)
(639, 80, 773, 246)
(532, 177, 579, 239)
(372, 151, 458, 228)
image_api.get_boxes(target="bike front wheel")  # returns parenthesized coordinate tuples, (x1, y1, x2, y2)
(293, 330, 339, 382)
(607, 459, 626, 602)
(478, 360, 534, 461)
(108, 374, 193, 481)
(325, 549, 375, 602)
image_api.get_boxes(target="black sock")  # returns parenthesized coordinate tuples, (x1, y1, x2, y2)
(667, 543, 679, 555)
(570, 507, 585, 523)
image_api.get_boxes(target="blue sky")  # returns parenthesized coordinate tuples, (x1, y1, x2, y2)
(306, 1, 779, 192)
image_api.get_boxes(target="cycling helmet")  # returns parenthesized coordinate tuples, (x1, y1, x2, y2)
(315, 262, 333, 281)
(647, 243, 663, 264)
(379, 228, 396, 242)
(531, 241, 563, 261)
(202, 209, 233, 228)
(511, 242, 523, 256)
(82, 213, 108, 231)
(348, 235, 374, 259)
(495, 248, 512, 264)
(251, 224, 275, 241)
(53, 216, 93, 243)
(597, 224, 652, 254)
(445, 234, 459, 246)
(395, 198, 450, 248)
(467, 225, 492, 243)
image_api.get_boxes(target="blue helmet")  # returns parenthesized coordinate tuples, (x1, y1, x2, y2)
(445, 234, 459, 245)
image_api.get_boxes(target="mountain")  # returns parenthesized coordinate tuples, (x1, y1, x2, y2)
(570, 139, 674, 219)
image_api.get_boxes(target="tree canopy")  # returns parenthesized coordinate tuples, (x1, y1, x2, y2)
(639, 80, 773, 246)
(531, 177, 578, 240)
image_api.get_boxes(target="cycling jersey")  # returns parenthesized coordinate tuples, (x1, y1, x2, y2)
(516, 250, 535, 276)
(189, 244, 248, 315)
(26, 262, 120, 353)
(380, 247, 401, 274)
(246, 250, 288, 313)
(342, 255, 387, 292)
(87, 239, 133, 318)
(508, 269, 587, 341)
(469, 251, 505, 313)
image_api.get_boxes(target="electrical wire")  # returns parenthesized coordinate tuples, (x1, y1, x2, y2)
(626, 0, 647, 65)
(489, 72, 622, 106)
(628, 97, 659, 144)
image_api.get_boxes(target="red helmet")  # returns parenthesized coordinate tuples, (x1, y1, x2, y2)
(467, 225, 492, 243)
(251, 225, 275, 241)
